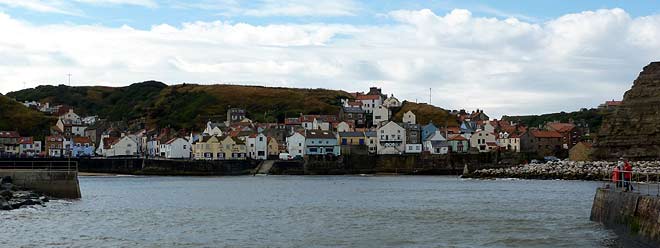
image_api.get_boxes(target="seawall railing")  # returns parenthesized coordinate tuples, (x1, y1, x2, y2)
(600, 169, 660, 197)
(0, 160, 78, 172)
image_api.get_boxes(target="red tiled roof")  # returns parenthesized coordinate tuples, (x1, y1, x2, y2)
(19, 137, 33, 144)
(547, 123, 575, 133)
(356, 94, 380, 101)
(530, 130, 562, 138)
(448, 135, 467, 141)
(73, 136, 92, 144)
(0, 131, 20, 138)
(103, 137, 120, 149)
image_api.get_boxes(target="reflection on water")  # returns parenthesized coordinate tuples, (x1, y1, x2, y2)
(1, 176, 616, 247)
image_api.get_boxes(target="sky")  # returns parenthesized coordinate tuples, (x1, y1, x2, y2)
(1, 0, 660, 118)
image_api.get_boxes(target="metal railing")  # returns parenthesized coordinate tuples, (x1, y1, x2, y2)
(0, 160, 78, 172)
(601, 169, 660, 197)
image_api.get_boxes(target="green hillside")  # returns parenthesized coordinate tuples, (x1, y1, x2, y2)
(0, 94, 55, 138)
(392, 101, 458, 127)
(8, 82, 354, 129)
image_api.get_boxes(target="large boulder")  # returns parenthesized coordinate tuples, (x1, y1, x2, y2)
(594, 62, 660, 160)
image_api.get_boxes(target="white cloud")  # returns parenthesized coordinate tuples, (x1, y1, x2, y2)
(1, 8, 659, 118)
(74, 0, 158, 8)
(176, 0, 359, 17)
(0, 0, 79, 15)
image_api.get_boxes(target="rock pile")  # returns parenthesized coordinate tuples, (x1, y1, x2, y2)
(466, 161, 660, 181)
(0, 176, 49, 211)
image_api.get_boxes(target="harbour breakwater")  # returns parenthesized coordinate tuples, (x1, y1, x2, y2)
(591, 188, 660, 247)
(466, 161, 660, 181)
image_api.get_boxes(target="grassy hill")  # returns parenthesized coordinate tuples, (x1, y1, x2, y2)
(501, 108, 605, 131)
(392, 101, 458, 127)
(0, 94, 55, 138)
(8, 82, 354, 129)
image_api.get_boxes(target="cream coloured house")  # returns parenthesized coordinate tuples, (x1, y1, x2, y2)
(376, 121, 406, 155)
(402, 110, 416, 125)
(470, 130, 497, 153)
(372, 105, 390, 127)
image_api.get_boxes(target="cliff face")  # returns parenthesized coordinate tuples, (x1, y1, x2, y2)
(594, 62, 660, 160)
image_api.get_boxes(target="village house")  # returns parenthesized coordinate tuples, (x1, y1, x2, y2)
(469, 130, 498, 153)
(286, 132, 305, 158)
(377, 121, 406, 155)
(18, 137, 41, 157)
(354, 87, 385, 114)
(267, 137, 280, 158)
(382, 94, 402, 108)
(447, 134, 469, 153)
(338, 132, 366, 146)
(45, 135, 65, 158)
(365, 131, 377, 154)
(247, 133, 268, 160)
(339, 106, 366, 128)
(424, 131, 448, 154)
(220, 136, 247, 160)
(203, 121, 224, 136)
(0, 131, 20, 157)
(372, 105, 390, 127)
(404, 123, 421, 145)
(546, 122, 580, 149)
(160, 137, 191, 159)
(405, 143, 423, 154)
(193, 135, 223, 160)
(100, 135, 140, 157)
(497, 132, 521, 152)
(402, 111, 416, 125)
(71, 136, 95, 157)
(421, 122, 438, 141)
(305, 130, 340, 156)
(56, 119, 87, 137)
(226, 108, 247, 125)
(520, 130, 563, 157)
(460, 121, 478, 138)
(335, 121, 353, 132)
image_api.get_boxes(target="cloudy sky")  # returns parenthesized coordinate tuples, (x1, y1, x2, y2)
(1, 0, 659, 118)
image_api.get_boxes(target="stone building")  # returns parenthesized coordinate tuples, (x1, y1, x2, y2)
(521, 130, 563, 157)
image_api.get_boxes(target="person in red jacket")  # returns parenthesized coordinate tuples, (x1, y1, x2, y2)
(612, 166, 621, 189)
(624, 160, 633, 191)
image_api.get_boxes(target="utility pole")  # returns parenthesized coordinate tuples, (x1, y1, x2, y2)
(429, 88, 432, 105)
(67, 73, 72, 87)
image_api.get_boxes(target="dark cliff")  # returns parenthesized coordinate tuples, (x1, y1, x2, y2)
(593, 62, 660, 160)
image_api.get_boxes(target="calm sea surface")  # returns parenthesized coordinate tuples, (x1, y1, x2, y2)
(1, 176, 617, 247)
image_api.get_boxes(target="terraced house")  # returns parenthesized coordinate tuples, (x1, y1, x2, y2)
(305, 130, 340, 156)
(0, 131, 21, 157)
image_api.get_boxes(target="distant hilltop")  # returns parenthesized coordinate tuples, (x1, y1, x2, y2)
(5, 81, 456, 132)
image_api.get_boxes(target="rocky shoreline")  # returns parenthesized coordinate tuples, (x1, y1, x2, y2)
(465, 161, 660, 181)
(0, 176, 50, 211)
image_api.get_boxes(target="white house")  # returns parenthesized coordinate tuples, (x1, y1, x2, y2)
(372, 105, 390, 127)
(424, 131, 448, 154)
(18, 137, 41, 157)
(247, 133, 268, 160)
(59, 109, 81, 124)
(376, 121, 406, 155)
(356, 94, 382, 114)
(102, 135, 140, 157)
(470, 130, 497, 153)
(497, 132, 520, 152)
(159, 138, 191, 159)
(405, 144, 423, 153)
(336, 121, 352, 132)
(203, 121, 223, 136)
(312, 118, 330, 131)
(402, 110, 416, 125)
(286, 132, 306, 158)
(382, 94, 402, 108)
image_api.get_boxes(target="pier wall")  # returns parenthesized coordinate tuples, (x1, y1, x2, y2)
(78, 158, 259, 176)
(0, 170, 80, 198)
(590, 188, 660, 246)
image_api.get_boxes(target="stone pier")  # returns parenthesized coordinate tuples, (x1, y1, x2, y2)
(0, 170, 81, 199)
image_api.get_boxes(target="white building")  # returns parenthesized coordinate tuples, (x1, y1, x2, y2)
(470, 130, 497, 153)
(424, 131, 448, 154)
(286, 132, 306, 158)
(102, 135, 140, 157)
(356, 94, 382, 114)
(336, 121, 352, 132)
(376, 121, 406, 155)
(203, 121, 223, 136)
(382, 94, 402, 108)
(497, 132, 520, 152)
(405, 144, 423, 154)
(247, 133, 268, 160)
(159, 138, 191, 159)
(372, 105, 390, 127)
(402, 110, 416, 125)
